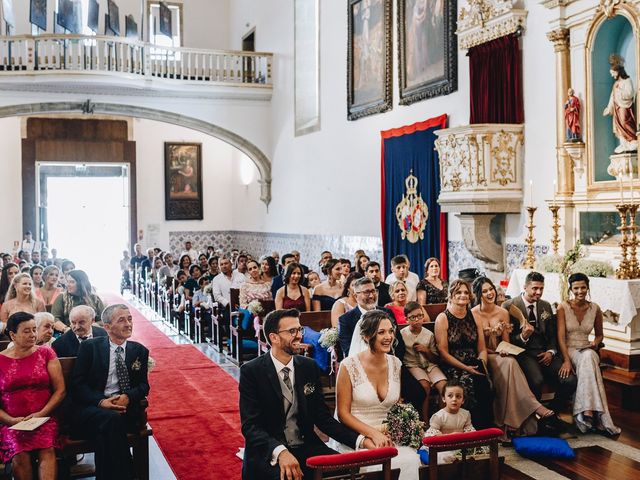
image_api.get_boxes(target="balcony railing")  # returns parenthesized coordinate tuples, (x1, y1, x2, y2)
(0, 34, 272, 86)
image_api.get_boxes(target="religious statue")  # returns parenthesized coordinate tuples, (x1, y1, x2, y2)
(603, 54, 638, 153)
(564, 88, 581, 142)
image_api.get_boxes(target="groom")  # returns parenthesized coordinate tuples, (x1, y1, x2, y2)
(239, 308, 374, 480)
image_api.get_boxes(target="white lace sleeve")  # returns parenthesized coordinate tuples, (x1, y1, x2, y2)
(339, 356, 366, 388)
(348, 318, 369, 358)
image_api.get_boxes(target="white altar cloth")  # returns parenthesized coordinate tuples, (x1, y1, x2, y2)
(506, 269, 640, 328)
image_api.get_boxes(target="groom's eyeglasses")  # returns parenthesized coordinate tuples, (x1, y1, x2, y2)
(277, 326, 305, 336)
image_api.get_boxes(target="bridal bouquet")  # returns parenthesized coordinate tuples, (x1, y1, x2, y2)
(384, 403, 425, 449)
(246, 300, 264, 316)
(319, 327, 339, 348)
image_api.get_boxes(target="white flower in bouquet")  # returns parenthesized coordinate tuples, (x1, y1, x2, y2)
(319, 327, 339, 348)
(247, 300, 264, 316)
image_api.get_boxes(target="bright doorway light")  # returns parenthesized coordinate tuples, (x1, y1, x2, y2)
(46, 176, 129, 292)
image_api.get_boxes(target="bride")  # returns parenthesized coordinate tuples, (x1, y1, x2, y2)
(332, 310, 422, 479)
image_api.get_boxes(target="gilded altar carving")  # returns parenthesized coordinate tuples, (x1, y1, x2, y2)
(457, 0, 528, 50)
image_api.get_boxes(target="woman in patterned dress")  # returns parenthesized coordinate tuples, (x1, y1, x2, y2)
(417, 257, 448, 305)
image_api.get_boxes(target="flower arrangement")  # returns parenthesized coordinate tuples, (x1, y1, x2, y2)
(384, 403, 425, 449)
(536, 254, 564, 273)
(246, 300, 264, 316)
(203, 284, 213, 295)
(569, 259, 614, 278)
(319, 327, 339, 348)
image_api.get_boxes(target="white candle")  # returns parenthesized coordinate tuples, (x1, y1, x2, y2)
(553, 180, 557, 206)
(529, 180, 533, 207)
(629, 156, 634, 199)
(620, 176, 624, 203)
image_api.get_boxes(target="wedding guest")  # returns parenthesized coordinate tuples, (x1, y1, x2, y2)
(30, 264, 44, 289)
(0, 273, 46, 330)
(557, 273, 620, 435)
(70, 304, 149, 480)
(198, 253, 209, 272)
(0, 262, 19, 303)
(385, 255, 419, 302)
(417, 258, 448, 305)
(207, 256, 220, 280)
(260, 255, 278, 287)
(330, 272, 362, 327)
(424, 380, 476, 464)
(401, 302, 445, 420)
(434, 280, 493, 429)
(51, 270, 105, 331)
(355, 254, 370, 275)
(240, 259, 272, 309)
(385, 280, 410, 324)
(471, 277, 554, 436)
(306, 271, 321, 296)
(33, 312, 56, 347)
(0, 312, 65, 480)
(271, 254, 296, 298)
(52, 305, 107, 358)
(312, 259, 343, 311)
(365, 261, 392, 306)
(275, 262, 310, 312)
(35, 266, 63, 314)
(504, 271, 577, 413)
(495, 286, 506, 306)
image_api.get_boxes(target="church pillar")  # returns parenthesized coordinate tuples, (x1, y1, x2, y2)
(547, 28, 573, 196)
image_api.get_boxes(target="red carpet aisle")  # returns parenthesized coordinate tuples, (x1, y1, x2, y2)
(103, 294, 243, 480)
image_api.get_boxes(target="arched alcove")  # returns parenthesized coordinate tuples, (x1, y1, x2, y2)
(0, 101, 272, 206)
(590, 14, 637, 182)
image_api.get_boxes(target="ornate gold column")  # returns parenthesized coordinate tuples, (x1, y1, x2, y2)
(547, 28, 573, 196)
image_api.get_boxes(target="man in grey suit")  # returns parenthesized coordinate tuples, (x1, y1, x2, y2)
(503, 271, 577, 413)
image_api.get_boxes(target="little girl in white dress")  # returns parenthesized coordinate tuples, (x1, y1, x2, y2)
(424, 380, 477, 464)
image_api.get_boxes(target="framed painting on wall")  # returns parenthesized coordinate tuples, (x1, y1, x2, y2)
(165, 143, 203, 220)
(347, 0, 392, 120)
(30, 0, 47, 31)
(107, 0, 120, 36)
(397, 0, 457, 105)
(125, 14, 138, 38)
(87, 0, 99, 33)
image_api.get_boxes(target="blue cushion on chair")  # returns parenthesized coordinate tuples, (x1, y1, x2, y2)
(241, 339, 258, 351)
(512, 437, 575, 459)
(418, 448, 429, 464)
(238, 308, 253, 330)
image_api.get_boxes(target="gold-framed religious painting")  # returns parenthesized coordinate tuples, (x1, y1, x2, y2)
(164, 142, 203, 220)
(398, 0, 457, 105)
(347, 0, 392, 120)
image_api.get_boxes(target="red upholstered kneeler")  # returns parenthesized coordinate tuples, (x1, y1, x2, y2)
(306, 447, 399, 480)
(422, 428, 503, 480)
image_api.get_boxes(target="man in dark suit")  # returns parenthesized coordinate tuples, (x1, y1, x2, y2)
(364, 261, 392, 306)
(52, 305, 107, 358)
(338, 277, 425, 415)
(503, 271, 577, 413)
(240, 309, 374, 480)
(71, 304, 149, 480)
(271, 253, 296, 298)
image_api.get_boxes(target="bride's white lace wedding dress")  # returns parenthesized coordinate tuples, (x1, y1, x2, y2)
(329, 354, 422, 480)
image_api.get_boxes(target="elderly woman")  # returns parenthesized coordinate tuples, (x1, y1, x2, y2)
(0, 273, 46, 334)
(434, 279, 493, 429)
(416, 257, 448, 305)
(35, 266, 64, 314)
(275, 262, 311, 312)
(385, 280, 410, 325)
(7, 312, 56, 349)
(240, 259, 272, 309)
(51, 270, 105, 332)
(0, 312, 65, 480)
(330, 272, 362, 327)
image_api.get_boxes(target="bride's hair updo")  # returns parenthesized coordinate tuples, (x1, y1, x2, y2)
(359, 310, 397, 352)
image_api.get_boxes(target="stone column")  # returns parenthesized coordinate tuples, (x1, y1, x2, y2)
(547, 28, 573, 196)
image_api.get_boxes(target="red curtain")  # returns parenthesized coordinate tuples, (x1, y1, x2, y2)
(469, 34, 523, 124)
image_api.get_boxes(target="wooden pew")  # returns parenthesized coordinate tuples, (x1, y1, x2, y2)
(57, 357, 152, 480)
(423, 303, 447, 321)
(299, 310, 332, 332)
(228, 288, 259, 365)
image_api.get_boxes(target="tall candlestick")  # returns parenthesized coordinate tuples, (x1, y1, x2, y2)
(553, 180, 557, 206)
(620, 176, 624, 203)
(529, 180, 533, 207)
(629, 156, 634, 199)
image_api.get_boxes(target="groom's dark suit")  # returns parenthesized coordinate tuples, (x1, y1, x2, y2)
(504, 294, 577, 410)
(71, 336, 150, 480)
(240, 353, 358, 480)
